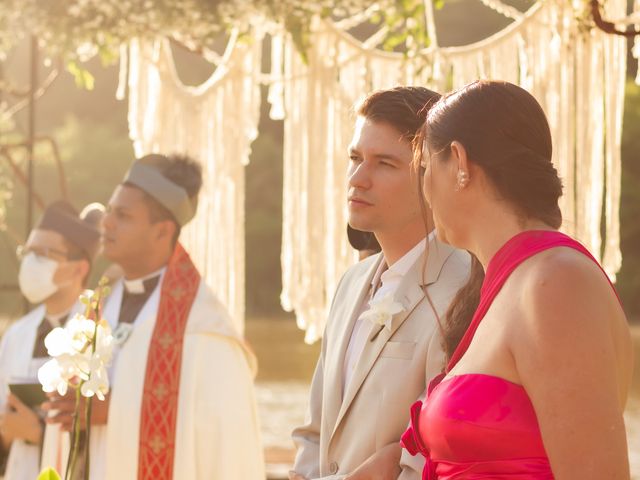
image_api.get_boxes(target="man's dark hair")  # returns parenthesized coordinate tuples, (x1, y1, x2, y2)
(124, 153, 203, 245)
(356, 86, 441, 142)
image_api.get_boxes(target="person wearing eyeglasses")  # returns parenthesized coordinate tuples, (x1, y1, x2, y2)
(0, 201, 102, 480)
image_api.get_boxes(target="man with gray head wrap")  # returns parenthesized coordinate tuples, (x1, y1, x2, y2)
(41, 153, 265, 480)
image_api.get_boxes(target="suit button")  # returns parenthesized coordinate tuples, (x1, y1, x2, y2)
(329, 461, 339, 474)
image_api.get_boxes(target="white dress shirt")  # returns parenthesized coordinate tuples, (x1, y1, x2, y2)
(342, 236, 428, 392)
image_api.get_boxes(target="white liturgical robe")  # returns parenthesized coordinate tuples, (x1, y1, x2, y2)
(41, 277, 265, 480)
(0, 302, 82, 480)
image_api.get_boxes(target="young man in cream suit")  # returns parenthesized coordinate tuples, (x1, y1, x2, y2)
(291, 87, 471, 480)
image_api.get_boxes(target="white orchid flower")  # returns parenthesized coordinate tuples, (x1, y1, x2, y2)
(38, 312, 114, 400)
(38, 358, 70, 396)
(44, 327, 74, 357)
(80, 356, 110, 400)
(65, 314, 99, 353)
(361, 291, 405, 333)
(93, 323, 114, 364)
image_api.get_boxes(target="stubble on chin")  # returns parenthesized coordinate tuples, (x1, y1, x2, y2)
(347, 214, 374, 233)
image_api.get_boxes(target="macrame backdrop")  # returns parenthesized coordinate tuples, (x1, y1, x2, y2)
(121, 31, 263, 334)
(118, 1, 632, 342)
(270, 0, 629, 343)
(635, 0, 640, 84)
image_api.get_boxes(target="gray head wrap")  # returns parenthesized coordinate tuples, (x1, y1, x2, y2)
(123, 155, 197, 226)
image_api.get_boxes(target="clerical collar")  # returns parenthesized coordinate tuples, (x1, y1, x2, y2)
(123, 267, 166, 294)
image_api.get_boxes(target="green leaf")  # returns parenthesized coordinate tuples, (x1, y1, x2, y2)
(319, 6, 332, 18)
(66, 61, 95, 91)
(97, 45, 119, 66)
(383, 30, 409, 51)
(37, 467, 62, 480)
(285, 14, 310, 65)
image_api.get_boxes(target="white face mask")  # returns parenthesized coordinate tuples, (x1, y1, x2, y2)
(18, 252, 60, 304)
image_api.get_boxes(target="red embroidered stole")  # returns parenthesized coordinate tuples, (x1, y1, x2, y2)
(138, 243, 200, 480)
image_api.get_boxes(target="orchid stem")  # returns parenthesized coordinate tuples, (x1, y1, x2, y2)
(83, 295, 100, 480)
(83, 395, 92, 480)
(64, 387, 82, 480)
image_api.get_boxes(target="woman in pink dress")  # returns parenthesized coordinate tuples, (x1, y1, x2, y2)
(401, 80, 634, 479)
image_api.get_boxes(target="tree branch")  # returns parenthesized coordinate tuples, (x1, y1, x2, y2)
(590, 0, 640, 37)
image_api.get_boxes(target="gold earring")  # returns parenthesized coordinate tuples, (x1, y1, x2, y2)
(456, 170, 470, 191)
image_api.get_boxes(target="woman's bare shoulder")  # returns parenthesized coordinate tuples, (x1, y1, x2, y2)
(511, 245, 626, 349)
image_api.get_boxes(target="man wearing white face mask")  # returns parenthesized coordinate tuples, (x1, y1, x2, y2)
(0, 201, 102, 480)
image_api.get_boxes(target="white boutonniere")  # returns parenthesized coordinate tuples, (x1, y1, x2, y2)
(361, 291, 405, 341)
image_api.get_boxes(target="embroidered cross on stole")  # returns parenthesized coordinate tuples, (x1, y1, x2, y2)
(137, 243, 200, 479)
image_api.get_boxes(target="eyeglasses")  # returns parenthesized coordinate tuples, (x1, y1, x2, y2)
(16, 245, 69, 262)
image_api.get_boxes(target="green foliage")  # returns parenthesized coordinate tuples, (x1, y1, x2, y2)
(0, 1, 444, 70)
(1, 0, 223, 63)
(0, 113, 133, 315)
(380, 0, 430, 52)
(67, 61, 95, 90)
(245, 92, 285, 314)
(0, 106, 17, 227)
(37, 468, 62, 480)
(617, 80, 640, 317)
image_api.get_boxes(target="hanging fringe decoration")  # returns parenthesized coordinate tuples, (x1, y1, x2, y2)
(478, 0, 525, 20)
(634, 0, 640, 84)
(115, 43, 128, 101)
(123, 29, 263, 334)
(275, 0, 627, 342)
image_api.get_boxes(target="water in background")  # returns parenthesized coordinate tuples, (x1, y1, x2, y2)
(246, 319, 640, 479)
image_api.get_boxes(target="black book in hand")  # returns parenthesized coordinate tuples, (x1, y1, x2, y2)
(8, 379, 47, 410)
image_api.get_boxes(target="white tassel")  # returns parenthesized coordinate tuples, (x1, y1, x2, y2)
(267, 30, 286, 120)
(115, 43, 128, 101)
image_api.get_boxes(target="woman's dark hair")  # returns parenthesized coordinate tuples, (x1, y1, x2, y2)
(347, 225, 381, 253)
(416, 80, 563, 362)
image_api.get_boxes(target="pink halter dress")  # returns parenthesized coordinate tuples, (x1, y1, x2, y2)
(401, 230, 620, 479)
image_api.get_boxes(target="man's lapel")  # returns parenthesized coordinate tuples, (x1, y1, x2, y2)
(330, 237, 456, 440)
(323, 254, 382, 432)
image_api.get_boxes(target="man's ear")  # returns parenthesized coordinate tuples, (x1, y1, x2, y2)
(153, 219, 177, 243)
(77, 259, 91, 284)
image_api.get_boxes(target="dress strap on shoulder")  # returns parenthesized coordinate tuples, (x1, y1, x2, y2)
(446, 230, 616, 372)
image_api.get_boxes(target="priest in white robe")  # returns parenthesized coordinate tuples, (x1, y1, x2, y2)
(0, 201, 102, 480)
(41, 153, 265, 480)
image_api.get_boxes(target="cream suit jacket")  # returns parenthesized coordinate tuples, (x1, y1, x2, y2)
(292, 237, 470, 480)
